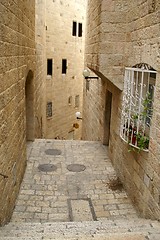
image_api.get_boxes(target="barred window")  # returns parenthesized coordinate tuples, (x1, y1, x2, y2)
(46, 102, 53, 118)
(120, 64, 156, 151)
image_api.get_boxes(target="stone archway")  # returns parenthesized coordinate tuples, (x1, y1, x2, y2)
(25, 70, 34, 141)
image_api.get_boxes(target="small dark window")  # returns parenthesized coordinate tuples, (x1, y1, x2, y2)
(75, 95, 80, 108)
(86, 79, 90, 91)
(62, 59, 67, 74)
(68, 96, 72, 105)
(47, 59, 52, 75)
(78, 23, 82, 37)
(72, 21, 77, 36)
(46, 102, 52, 118)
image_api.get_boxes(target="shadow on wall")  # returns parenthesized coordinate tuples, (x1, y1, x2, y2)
(25, 70, 35, 141)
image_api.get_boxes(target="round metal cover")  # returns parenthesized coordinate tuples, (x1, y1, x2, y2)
(45, 149, 62, 155)
(67, 164, 86, 172)
(38, 164, 57, 172)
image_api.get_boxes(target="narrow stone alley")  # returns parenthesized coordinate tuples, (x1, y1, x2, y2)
(0, 140, 160, 239)
(11, 139, 137, 223)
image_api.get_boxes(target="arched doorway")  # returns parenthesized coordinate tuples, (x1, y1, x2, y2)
(25, 70, 34, 141)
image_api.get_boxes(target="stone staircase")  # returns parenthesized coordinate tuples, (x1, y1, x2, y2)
(0, 217, 160, 240)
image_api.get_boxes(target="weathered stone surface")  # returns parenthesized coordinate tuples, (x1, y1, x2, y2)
(0, 0, 46, 225)
(83, 0, 160, 220)
(0, 0, 36, 226)
(44, 0, 86, 140)
(11, 140, 137, 223)
(0, 217, 160, 239)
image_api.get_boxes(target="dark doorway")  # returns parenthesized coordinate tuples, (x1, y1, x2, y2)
(103, 90, 112, 146)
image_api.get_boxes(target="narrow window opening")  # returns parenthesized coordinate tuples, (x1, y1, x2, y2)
(78, 23, 82, 37)
(68, 96, 72, 105)
(62, 59, 67, 74)
(72, 21, 77, 36)
(47, 59, 52, 76)
(46, 102, 53, 118)
(75, 95, 80, 108)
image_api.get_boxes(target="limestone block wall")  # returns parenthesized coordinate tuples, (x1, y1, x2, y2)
(83, 0, 160, 220)
(0, 0, 36, 225)
(112, 0, 160, 220)
(125, 0, 160, 69)
(85, 0, 101, 78)
(82, 76, 121, 143)
(35, 0, 47, 138)
(45, 0, 87, 140)
(85, 0, 128, 90)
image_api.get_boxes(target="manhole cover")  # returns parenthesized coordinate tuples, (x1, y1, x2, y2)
(67, 164, 86, 172)
(45, 149, 62, 155)
(38, 164, 57, 172)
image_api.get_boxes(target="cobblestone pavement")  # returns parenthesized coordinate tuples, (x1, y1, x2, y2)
(11, 139, 138, 223)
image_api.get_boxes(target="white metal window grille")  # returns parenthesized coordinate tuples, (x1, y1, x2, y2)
(46, 102, 53, 118)
(120, 64, 156, 151)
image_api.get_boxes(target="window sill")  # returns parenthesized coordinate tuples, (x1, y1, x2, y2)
(46, 75, 52, 79)
(128, 142, 149, 152)
(121, 137, 149, 153)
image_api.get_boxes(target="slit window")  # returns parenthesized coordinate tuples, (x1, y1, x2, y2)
(68, 96, 72, 105)
(47, 59, 53, 76)
(72, 21, 77, 36)
(78, 23, 82, 37)
(75, 95, 80, 108)
(62, 59, 67, 74)
(120, 64, 156, 152)
(46, 102, 53, 118)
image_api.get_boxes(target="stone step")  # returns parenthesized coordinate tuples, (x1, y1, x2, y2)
(0, 233, 154, 240)
(0, 218, 159, 240)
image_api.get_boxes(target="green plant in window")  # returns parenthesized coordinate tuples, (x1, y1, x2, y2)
(136, 132, 149, 151)
(127, 92, 153, 152)
(128, 132, 149, 153)
(132, 113, 139, 126)
(141, 92, 152, 119)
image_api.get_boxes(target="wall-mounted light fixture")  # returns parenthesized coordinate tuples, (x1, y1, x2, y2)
(75, 111, 82, 120)
(83, 69, 98, 80)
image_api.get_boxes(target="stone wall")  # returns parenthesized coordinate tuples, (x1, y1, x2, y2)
(45, 0, 87, 140)
(35, 0, 46, 138)
(0, 0, 38, 225)
(85, 0, 128, 90)
(83, 0, 160, 220)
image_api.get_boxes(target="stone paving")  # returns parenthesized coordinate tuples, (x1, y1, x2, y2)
(11, 139, 138, 223)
